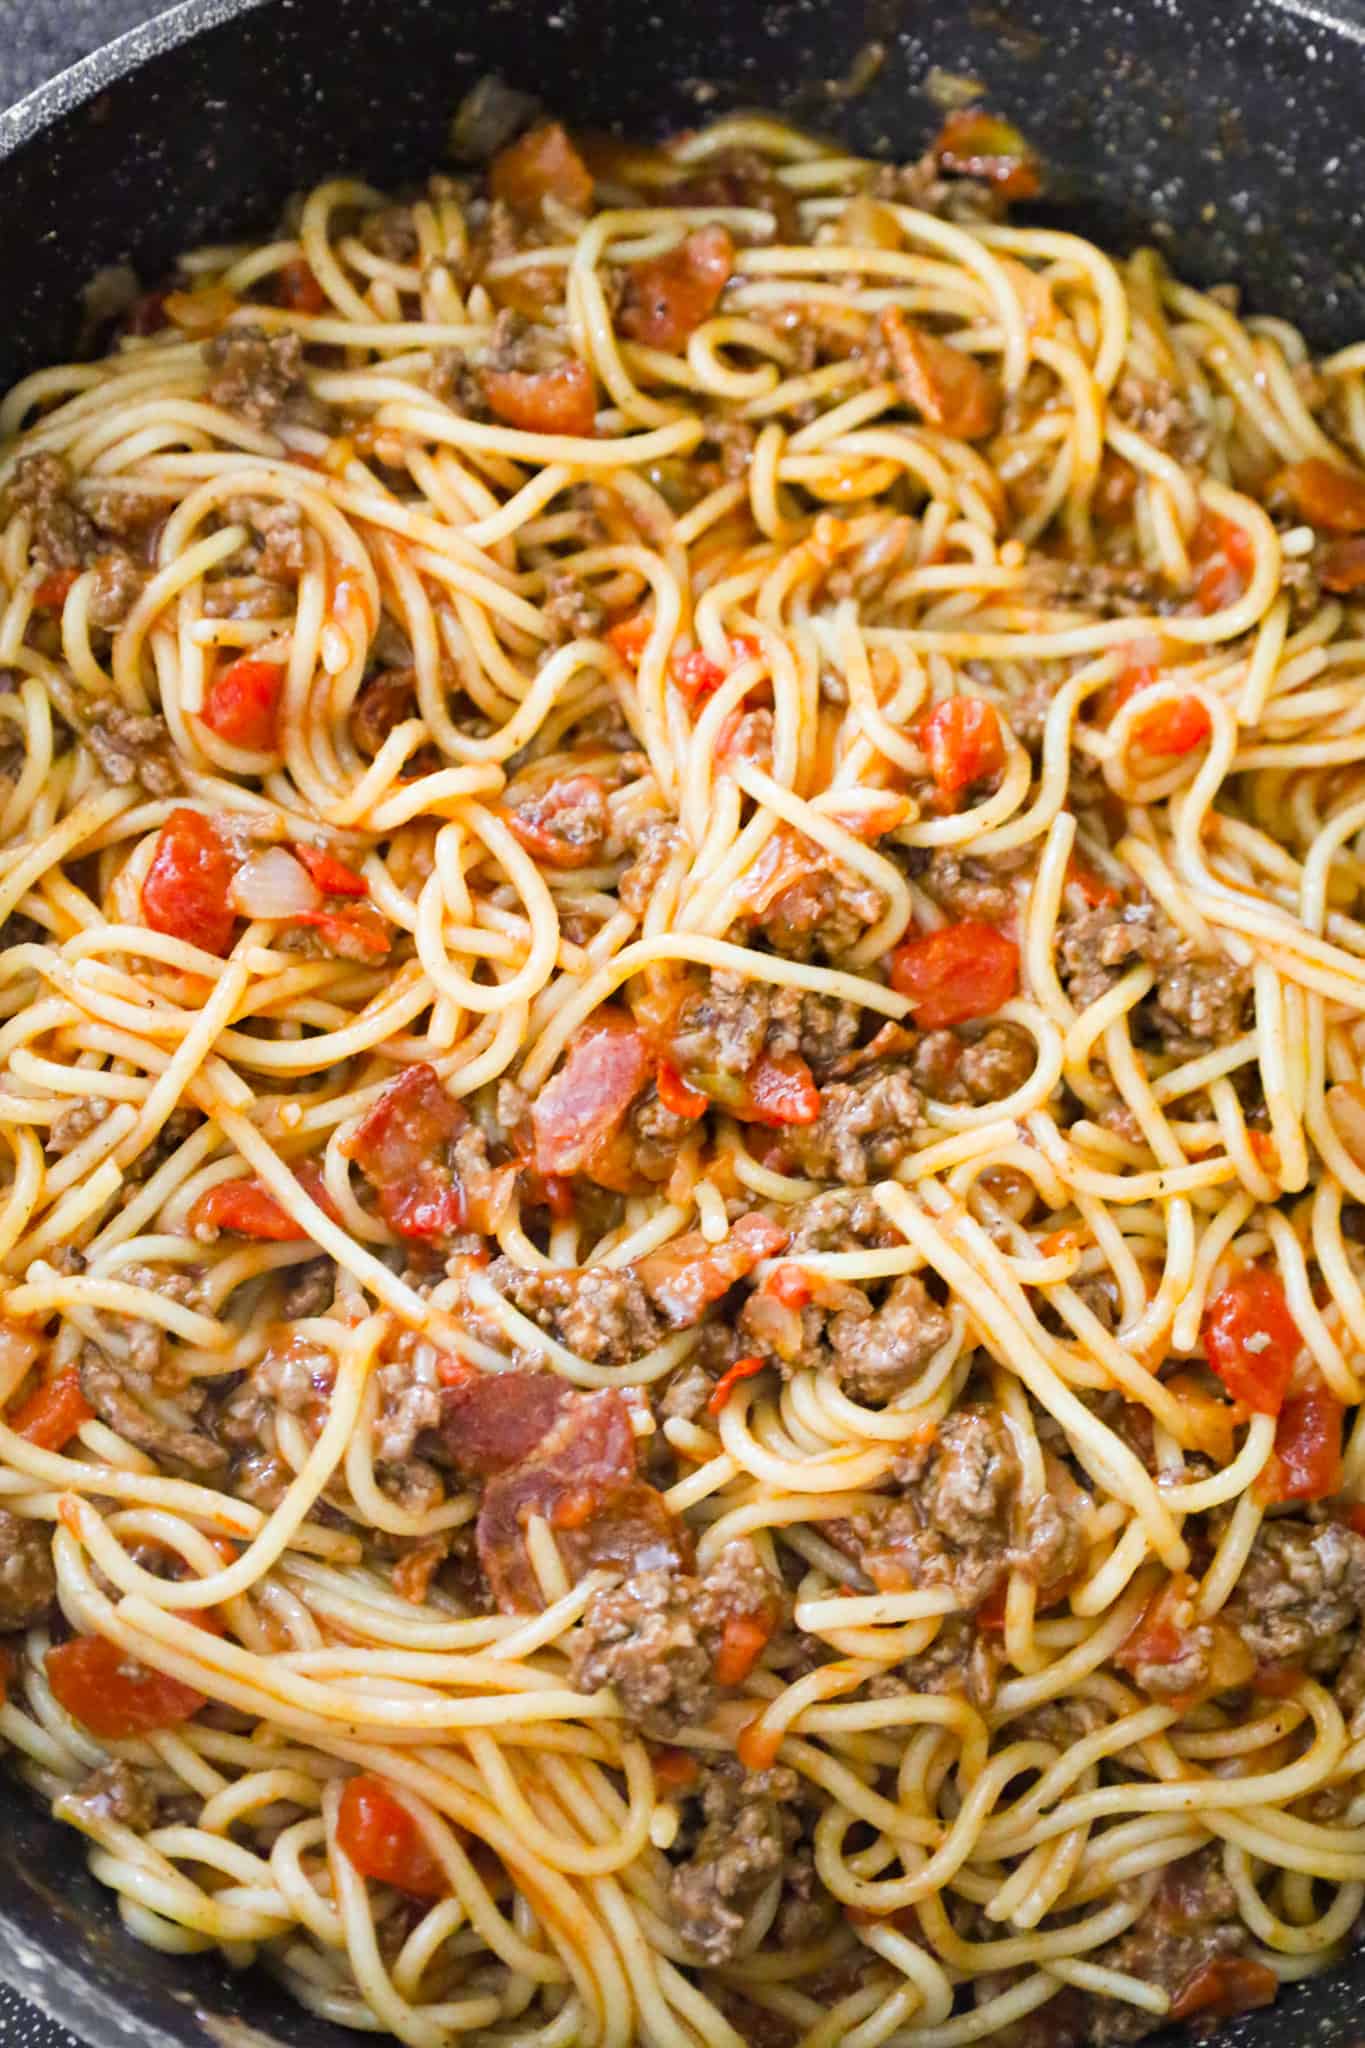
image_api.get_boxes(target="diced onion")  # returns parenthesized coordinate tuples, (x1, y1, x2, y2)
(229, 848, 321, 921)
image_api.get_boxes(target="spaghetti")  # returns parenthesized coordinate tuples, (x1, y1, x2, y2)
(0, 94, 1364, 2048)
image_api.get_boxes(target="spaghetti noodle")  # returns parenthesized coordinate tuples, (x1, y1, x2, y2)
(0, 94, 1364, 2047)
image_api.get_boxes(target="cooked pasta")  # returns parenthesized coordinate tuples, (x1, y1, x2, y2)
(2, 93, 1365, 2048)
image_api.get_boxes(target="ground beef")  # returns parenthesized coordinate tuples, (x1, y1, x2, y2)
(872, 152, 1007, 224)
(668, 971, 865, 1080)
(1057, 900, 1251, 1055)
(910, 1024, 1036, 1104)
(373, 1350, 444, 1468)
(279, 1257, 336, 1319)
(669, 1760, 801, 1966)
(1085, 1849, 1249, 2045)
(204, 327, 310, 430)
(658, 1360, 716, 1422)
(1110, 374, 1212, 469)
(489, 1258, 666, 1366)
(783, 1188, 896, 1252)
(122, 1107, 200, 1186)
(570, 1540, 777, 1737)
(873, 1614, 1001, 1708)
(510, 775, 608, 864)
(88, 552, 145, 628)
(58, 1759, 157, 1833)
(741, 1270, 950, 1403)
(1031, 556, 1176, 617)
(80, 1342, 224, 1473)
(908, 845, 1032, 925)
(776, 1065, 926, 1184)
(223, 495, 308, 579)
(350, 666, 420, 757)
(83, 700, 183, 796)
(843, 1412, 1084, 1610)
(626, 1085, 696, 1182)
(1224, 1517, 1365, 1673)
(0, 451, 97, 566)
(0, 1506, 55, 1630)
(361, 204, 420, 262)
(618, 819, 682, 915)
(543, 568, 606, 642)
(746, 856, 885, 964)
(48, 1098, 112, 1155)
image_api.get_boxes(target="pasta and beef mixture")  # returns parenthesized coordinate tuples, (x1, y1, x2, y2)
(1, 89, 1365, 2048)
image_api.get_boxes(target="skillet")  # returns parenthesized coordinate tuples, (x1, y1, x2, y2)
(4, 0, 1365, 2040)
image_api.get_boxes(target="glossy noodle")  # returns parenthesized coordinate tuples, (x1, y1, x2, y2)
(1, 99, 1365, 2048)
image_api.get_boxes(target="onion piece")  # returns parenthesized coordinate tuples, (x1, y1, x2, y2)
(229, 848, 321, 921)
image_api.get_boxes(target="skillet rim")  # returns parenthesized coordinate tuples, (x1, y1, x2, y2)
(5, 0, 1365, 2044)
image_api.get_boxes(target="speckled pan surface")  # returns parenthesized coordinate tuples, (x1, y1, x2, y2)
(4, 0, 1365, 2042)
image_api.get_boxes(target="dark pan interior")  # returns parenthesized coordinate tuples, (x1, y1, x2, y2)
(5, 0, 1365, 2040)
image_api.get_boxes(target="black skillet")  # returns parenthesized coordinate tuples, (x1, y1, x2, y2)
(4, 0, 1365, 2039)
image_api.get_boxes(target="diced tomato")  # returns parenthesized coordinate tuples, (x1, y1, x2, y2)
(766, 1264, 813, 1310)
(890, 922, 1019, 1029)
(1319, 535, 1365, 593)
(488, 123, 594, 217)
(1348, 1505, 1365, 1538)
(506, 774, 608, 869)
(344, 1064, 468, 1241)
(657, 1060, 708, 1119)
(482, 359, 596, 437)
(706, 1354, 767, 1415)
(606, 612, 655, 664)
(1169, 1957, 1277, 2023)
(636, 1214, 788, 1326)
(713, 1606, 777, 1687)
(1114, 1574, 1197, 1679)
(933, 108, 1041, 201)
(920, 696, 1004, 795)
(276, 258, 326, 313)
(672, 634, 762, 708)
(879, 306, 998, 439)
(292, 906, 392, 960)
(1067, 853, 1121, 908)
(9, 1367, 92, 1451)
(1192, 511, 1255, 613)
(200, 657, 285, 751)
(673, 650, 727, 703)
(531, 1008, 654, 1179)
(825, 791, 913, 840)
(1203, 1268, 1301, 1415)
(141, 809, 238, 955)
(1256, 1383, 1344, 1503)
(618, 225, 734, 349)
(335, 1774, 448, 1899)
(735, 1715, 784, 1771)
(187, 1176, 306, 1241)
(46, 1636, 205, 1739)
(33, 567, 79, 612)
(1274, 456, 1365, 534)
(746, 1051, 820, 1127)
(1131, 694, 1212, 756)
(651, 1746, 700, 1791)
(292, 844, 368, 897)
